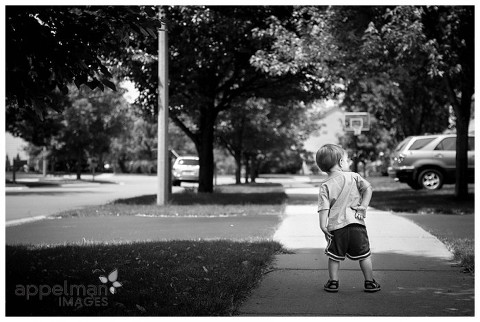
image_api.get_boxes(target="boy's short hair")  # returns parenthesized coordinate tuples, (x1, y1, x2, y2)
(315, 144, 346, 172)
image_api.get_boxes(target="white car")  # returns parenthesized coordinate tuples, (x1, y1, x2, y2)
(172, 156, 199, 186)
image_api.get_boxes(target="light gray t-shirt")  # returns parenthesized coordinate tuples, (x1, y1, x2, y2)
(317, 171, 372, 231)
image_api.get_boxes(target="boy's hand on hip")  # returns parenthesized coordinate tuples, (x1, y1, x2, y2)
(321, 227, 333, 242)
(351, 205, 367, 219)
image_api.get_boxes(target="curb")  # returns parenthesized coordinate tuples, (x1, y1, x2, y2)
(6, 216, 48, 227)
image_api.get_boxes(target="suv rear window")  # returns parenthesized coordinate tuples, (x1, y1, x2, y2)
(408, 138, 435, 150)
(395, 138, 411, 151)
(434, 138, 456, 151)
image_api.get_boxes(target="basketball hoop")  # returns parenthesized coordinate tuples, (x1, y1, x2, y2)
(344, 112, 370, 136)
(351, 118, 363, 136)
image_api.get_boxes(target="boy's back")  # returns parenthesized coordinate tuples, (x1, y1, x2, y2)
(315, 143, 380, 293)
(318, 171, 371, 231)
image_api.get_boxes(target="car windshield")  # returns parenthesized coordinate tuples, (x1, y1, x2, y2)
(177, 159, 199, 166)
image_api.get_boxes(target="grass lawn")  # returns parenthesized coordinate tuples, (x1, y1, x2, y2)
(6, 240, 284, 316)
(6, 183, 288, 316)
(367, 177, 474, 215)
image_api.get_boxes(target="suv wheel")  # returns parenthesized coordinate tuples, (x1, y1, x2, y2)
(418, 169, 444, 190)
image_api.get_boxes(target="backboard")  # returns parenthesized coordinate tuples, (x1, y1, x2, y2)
(344, 112, 370, 135)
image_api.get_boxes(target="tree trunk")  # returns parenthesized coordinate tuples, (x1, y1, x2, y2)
(250, 156, 257, 183)
(76, 155, 82, 180)
(232, 116, 246, 185)
(244, 154, 250, 184)
(116, 154, 129, 173)
(454, 92, 472, 200)
(198, 109, 217, 193)
(234, 151, 242, 185)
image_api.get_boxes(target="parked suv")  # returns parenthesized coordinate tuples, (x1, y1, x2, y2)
(388, 134, 475, 190)
(172, 156, 199, 186)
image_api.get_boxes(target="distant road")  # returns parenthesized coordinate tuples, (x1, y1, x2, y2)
(5, 174, 235, 226)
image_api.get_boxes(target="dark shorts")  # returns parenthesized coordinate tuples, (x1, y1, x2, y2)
(325, 224, 371, 261)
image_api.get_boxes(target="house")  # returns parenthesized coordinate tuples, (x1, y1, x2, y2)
(5, 132, 29, 169)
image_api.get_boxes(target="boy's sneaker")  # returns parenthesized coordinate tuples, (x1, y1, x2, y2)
(364, 279, 381, 292)
(324, 280, 339, 292)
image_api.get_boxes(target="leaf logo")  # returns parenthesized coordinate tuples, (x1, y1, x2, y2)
(99, 268, 123, 294)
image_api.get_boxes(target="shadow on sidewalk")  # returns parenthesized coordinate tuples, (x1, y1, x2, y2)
(239, 250, 474, 316)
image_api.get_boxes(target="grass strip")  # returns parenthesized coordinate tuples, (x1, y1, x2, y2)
(116, 183, 288, 205)
(52, 183, 288, 219)
(439, 238, 474, 274)
(52, 204, 285, 219)
(6, 240, 284, 316)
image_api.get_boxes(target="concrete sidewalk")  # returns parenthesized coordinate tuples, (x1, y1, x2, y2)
(238, 185, 474, 316)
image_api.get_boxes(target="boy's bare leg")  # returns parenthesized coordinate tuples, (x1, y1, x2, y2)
(359, 257, 374, 281)
(328, 259, 340, 280)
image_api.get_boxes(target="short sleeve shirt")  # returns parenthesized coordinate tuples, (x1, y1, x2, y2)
(318, 171, 372, 231)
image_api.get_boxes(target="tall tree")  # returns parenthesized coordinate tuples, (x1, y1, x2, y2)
(218, 98, 319, 183)
(53, 86, 131, 179)
(258, 6, 473, 197)
(347, 6, 473, 198)
(126, 6, 330, 192)
(422, 6, 474, 198)
(216, 104, 249, 184)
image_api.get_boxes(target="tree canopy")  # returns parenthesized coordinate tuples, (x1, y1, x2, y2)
(257, 5, 473, 197)
(52, 86, 131, 179)
(6, 5, 473, 197)
(348, 6, 474, 198)
(6, 6, 161, 117)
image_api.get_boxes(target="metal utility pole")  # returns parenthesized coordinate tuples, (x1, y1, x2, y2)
(42, 146, 48, 177)
(157, 8, 169, 205)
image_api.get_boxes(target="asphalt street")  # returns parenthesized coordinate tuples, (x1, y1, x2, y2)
(5, 174, 235, 225)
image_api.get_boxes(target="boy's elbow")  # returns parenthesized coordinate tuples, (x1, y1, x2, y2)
(363, 186, 373, 196)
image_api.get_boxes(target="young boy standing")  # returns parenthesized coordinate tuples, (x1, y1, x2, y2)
(315, 144, 381, 293)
